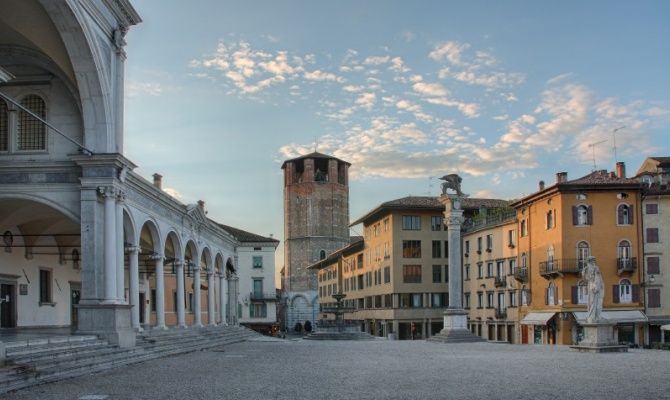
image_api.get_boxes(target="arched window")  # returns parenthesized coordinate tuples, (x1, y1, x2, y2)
(520, 220, 527, 237)
(17, 95, 46, 151)
(546, 282, 557, 305)
(319, 249, 326, 260)
(0, 99, 8, 151)
(546, 245, 555, 271)
(576, 241, 590, 269)
(577, 280, 587, 304)
(575, 205, 589, 226)
(619, 279, 632, 304)
(546, 210, 554, 229)
(617, 204, 633, 225)
(618, 240, 631, 260)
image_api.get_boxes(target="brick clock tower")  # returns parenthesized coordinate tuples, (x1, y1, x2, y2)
(282, 152, 350, 330)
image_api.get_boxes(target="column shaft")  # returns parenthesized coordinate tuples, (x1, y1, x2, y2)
(176, 261, 186, 327)
(103, 189, 117, 303)
(447, 209, 464, 309)
(115, 199, 125, 302)
(155, 258, 166, 329)
(193, 267, 202, 327)
(129, 248, 140, 330)
(219, 275, 226, 324)
(207, 271, 216, 326)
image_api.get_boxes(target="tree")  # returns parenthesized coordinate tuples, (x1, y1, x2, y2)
(294, 322, 303, 333)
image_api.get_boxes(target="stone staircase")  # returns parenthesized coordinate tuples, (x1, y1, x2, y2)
(0, 325, 258, 394)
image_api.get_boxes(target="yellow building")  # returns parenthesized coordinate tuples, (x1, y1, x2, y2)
(462, 208, 519, 342)
(313, 196, 508, 340)
(512, 166, 646, 346)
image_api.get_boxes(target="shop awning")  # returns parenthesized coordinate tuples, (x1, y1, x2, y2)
(573, 310, 648, 324)
(647, 316, 670, 326)
(661, 324, 670, 331)
(520, 312, 556, 325)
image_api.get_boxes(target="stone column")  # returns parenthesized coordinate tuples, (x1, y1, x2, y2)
(193, 264, 203, 327)
(127, 246, 141, 331)
(115, 191, 126, 303)
(176, 260, 186, 328)
(207, 269, 216, 326)
(152, 255, 167, 329)
(430, 185, 484, 343)
(100, 186, 118, 303)
(219, 272, 228, 325)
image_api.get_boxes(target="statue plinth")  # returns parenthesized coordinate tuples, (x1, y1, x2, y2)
(429, 186, 485, 343)
(570, 320, 627, 353)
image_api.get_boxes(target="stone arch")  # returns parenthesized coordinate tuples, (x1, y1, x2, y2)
(163, 230, 182, 261)
(39, 1, 116, 152)
(215, 253, 224, 274)
(290, 293, 308, 308)
(184, 239, 199, 269)
(200, 247, 213, 272)
(122, 208, 136, 248)
(225, 257, 236, 275)
(138, 218, 161, 255)
(0, 193, 79, 223)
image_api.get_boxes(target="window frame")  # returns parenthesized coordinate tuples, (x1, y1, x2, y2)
(39, 267, 54, 305)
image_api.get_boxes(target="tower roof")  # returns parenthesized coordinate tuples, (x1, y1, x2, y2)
(281, 151, 350, 169)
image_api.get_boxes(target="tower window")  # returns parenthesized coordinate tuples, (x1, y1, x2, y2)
(18, 95, 46, 151)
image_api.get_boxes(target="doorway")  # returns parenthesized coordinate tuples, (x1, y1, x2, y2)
(139, 292, 146, 324)
(70, 283, 81, 328)
(0, 283, 16, 328)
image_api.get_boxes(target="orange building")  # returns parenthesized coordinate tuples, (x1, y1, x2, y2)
(512, 164, 646, 346)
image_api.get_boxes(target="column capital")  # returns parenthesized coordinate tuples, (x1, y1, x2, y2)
(97, 186, 117, 199)
(116, 190, 127, 203)
(125, 245, 140, 254)
(148, 253, 163, 262)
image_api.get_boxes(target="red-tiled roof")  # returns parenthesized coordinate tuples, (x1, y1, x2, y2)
(281, 151, 350, 169)
(216, 224, 279, 244)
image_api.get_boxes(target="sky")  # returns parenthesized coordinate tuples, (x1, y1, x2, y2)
(123, 1, 670, 283)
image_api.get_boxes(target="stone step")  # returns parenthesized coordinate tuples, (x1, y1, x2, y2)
(7, 340, 109, 360)
(6, 336, 102, 355)
(9, 343, 116, 366)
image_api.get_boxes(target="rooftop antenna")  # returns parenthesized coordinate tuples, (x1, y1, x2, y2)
(612, 126, 625, 162)
(588, 139, 607, 171)
(314, 136, 318, 153)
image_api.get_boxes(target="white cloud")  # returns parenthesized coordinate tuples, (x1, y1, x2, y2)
(429, 41, 470, 65)
(304, 70, 344, 82)
(412, 81, 448, 97)
(355, 92, 377, 110)
(126, 81, 169, 97)
(363, 55, 391, 65)
(343, 85, 364, 92)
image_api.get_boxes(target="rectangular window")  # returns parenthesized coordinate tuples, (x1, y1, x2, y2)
(384, 266, 391, 283)
(509, 290, 517, 307)
(497, 261, 505, 277)
(647, 228, 659, 243)
(487, 262, 494, 278)
(444, 265, 449, 283)
(648, 288, 661, 308)
(464, 264, 470, 280)
(357, 254, 364, 269)
(39, 269, 52, 304)
(520, 220, 527, 237)
(188, 292, 193, 311)
(486, 235, 493, 251)
(253, 279, 263, 297)
(646, 203, 658, 214)
(465, 240, 470, 254)
(384, 218, 389, 232)
(477, 237, 482, 253)
(402, 240, 422, 258)
(487, 292, 494, 308)
(432, 265, 442, 283)
(477, 292, 483, 308)
(252, 256, 263, 268)
(432, 240, 441, 258)
(464, 293, 470, 309)
(477, 263, 483, 279)
(403, 265, 422, 283)
(508, 229, 516, 247)
(431, 216, 443, 231)
(357, 275, 364, 290)
(647, 256, 660, 275)
(250, 303, 267, 318)
(173, 291, 177, 312)
(384, 242, 389, 259)
(384, 294, 392, 308)
(508, 259, 516, 275)
(402, 215, 421, 230)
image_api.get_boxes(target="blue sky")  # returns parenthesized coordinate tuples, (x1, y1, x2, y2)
(123, 1, 670, 278)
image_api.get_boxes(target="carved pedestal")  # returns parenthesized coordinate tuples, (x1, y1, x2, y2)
(76, 303, 136, 348)
(571, 322, 627, 353)
(429, 309, 485, 343)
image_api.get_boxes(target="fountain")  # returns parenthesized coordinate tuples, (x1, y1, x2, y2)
(305, 293, 374, 340)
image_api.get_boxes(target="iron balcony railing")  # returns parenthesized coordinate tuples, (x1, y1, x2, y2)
(617, 257, 637, 274)
(539, 259, 584, 277)
(494, 276, 507, 288)
(249, 292, 279, 302)
(513, 267, 528, 283)
(495, 308, 507, 319)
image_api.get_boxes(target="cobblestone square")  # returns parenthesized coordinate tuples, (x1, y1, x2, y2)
(4, 338, 670, 400)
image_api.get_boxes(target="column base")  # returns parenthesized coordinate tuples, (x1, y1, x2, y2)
(76, 303, 136, 348)
(570, 322, 628, 353)
(152, 325, 168, 331)
(428, 309, 485, 344)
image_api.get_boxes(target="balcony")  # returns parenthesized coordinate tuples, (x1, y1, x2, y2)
(617, 257, 637, 275)
(495, 308, 507, 319)
(539, 259, 583, 278)
(513, 267, 528, 283)
(249, 292, 279, 302)
(494, 276, 507, 288)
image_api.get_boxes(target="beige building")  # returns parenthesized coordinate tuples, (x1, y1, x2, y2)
(462, 208, 519, 342)
(635, 157, 670, 343)
(314, 196, 507, 340)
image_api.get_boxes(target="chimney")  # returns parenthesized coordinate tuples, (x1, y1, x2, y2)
(555, 172, 568, 184)
(197, 200, 205, 211)
(152, 173, 162, 190)
(616, 162, 626, 178)
(538, 180, 545, 191)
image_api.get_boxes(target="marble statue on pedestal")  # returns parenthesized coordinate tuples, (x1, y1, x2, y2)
(582, 256, 604, 323)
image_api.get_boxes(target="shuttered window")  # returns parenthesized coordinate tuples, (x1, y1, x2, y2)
(647, 257, 660, 275)
(648, 288, 661, 308)
(617, 204, 633, 225)
(572, 205, 592, 226)
(646, 203, 658, 214)
(646, 228, 659, 243)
